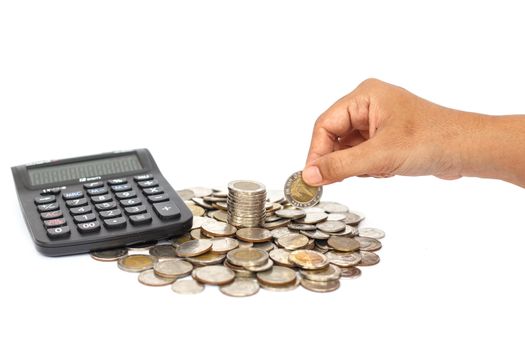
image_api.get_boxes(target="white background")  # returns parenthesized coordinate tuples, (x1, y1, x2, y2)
(1, 1, 524, 349)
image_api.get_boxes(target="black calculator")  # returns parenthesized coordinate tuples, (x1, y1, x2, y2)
(11, 149, 193, 256)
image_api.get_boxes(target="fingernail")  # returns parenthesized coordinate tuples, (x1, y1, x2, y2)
(303, 166, 323, 185)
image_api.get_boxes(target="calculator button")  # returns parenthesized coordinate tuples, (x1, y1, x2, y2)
(153, 201, 181, 220)
(137, 179, 158, 188)
(124, 205, 147, 215)
(99, 209, 122, 219)
(77, 221, 101, 234)
(129, 213, 152, 225)
(44, 218, 67, 228)
(40, 210, 63, 220)
(37, 202, 60, 212)
(115, 191, 137, 200)
(104, 217, 127, 229)
(95, 201, 117, 211)
(143, 187, 164, 195)
(70, 205, 92, 215)
(134, 174, 153, 182)
(34, 195, 56, 205)
(111, 184, 132, 192)
(66, 198, 88, 207)
(120, 198, 142, 207)
(47, 226, 71, 240)
(62, 191, 84, 200)
(108, 178, 127, 185)
(91, 194, 113, 203)
(83, 181, 104, 189)
(148, 194, 169, 203)
(87, 187, 108, 196)
(73, 213, 97, 223)
(41, 188, 61, 195)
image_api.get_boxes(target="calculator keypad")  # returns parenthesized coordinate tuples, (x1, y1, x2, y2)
(37, 174, 180, 240)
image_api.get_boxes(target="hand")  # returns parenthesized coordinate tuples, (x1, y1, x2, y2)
(302, 78, 487, 186)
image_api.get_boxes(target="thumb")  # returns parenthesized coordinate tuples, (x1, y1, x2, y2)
(302, 140, 394, 186)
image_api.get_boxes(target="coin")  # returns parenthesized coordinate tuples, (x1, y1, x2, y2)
(359, 251, 380, 266)
(271, 227, 293, 239)
(277, 233, 309, 250)
(227, 248, 269, 268)
(138, 269, 176, 286)
(300, 264, 341, 282)
(192, 265, 235, 285)
(244, 259, 274, 272)
(275, 209, 306, 220)
(343, 211, 365, 226)
(189, 187, 214, 198)
(358, 227, 386, 240)
(149, 244, 178, 259)
(118, 254, 157, 272)
(219, 278, 260, 297)
(154, 259, 193, 278)
(256, 266, 297, 286)
(127, 241, 157, 251)
(288, 223, 316, 231)
(325, 251, 362, 267)
(259, 275, 301, 292)
(236, 227, 273, 243)
(288, 249, 329, 270)
(187, 203, 205, 217)
(317, 201, 349, 213)
(294, 212, 328, 224)
(191, 216, 216, 229)
(262, 218, 291, 229)
(301, 279, 340, 293)
(355, 236, 382, 251)
(300, 229, 330, 240)
(316, 220, 346, 233)
(340, 266, 362, 278)
(326, 213, 347, 221)
(176, 239, 212, 257)
(171, 233, 192, 246)
(176, 189, 195, 200)
(90, 248, 128, 262)
(212, 210, 228, 223)
(201, 221, 237, 237)
(171, 279, 204, 294)
(185, 251, 226, 266)
(284, 171, 322, 208)
(211, 237, 239, 253)
(327, 236, 360, 252)
(269, 249, 294, 267)
(227, 180, 267, 228)
(252, 241, 276, 252)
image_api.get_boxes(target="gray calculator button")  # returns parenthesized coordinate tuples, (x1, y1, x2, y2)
(34, 195, 56, 205)
(66, 198, 88, 207)
(120, 198, 141, 207)
(91, 194, 113, 203)
(124, 205, 147, 215)
(83, 181, 104, 189)
(153, 201, 180, 220)
(70, 206, 92, 215)
(104, 217, 127, 229)
(99, 209, 122, 219)
(44, 218, 67, 228)
(115, 191, 137, 200)
(108, 178, 127, 185)
(63, 191, 84, 200)
(77, 220, 101, 234)
(87, 187, 108, 196)
(95, 201, 117, 211)
(73, 213, 96, 223)
(111, 184, 132, 192)
(47, 226, 71, 240)
(41, 210, 63, 220)
(129, 213, 152, 225)
(137, 179, 158, 188)
(37, 202, 60, 212)
(134, 174, 153, 182)
(148, 194, 169, 203)
(143, 187, 163, 195)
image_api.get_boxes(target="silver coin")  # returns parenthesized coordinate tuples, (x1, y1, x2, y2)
(192, 197, 215, 209)
(154, 259, 193, 278)
(244, 259, 274, 272)
(358, 227, 386, 240)
(201, 220, 237, 237)
(211, 237, 239, 253)
(340, 266, 362, 278)
(300, 229, 330, 240)
(326, 213, 347, 221)
(317, 201, 349, 213)
(269, 249, 294, 267)
(185, 251, 226, 266)
(359, 251, 380, 266)
(176, 189, 195, 200)
(189, 187, 214, 198)
(316, 220, 346, 233)
(294, 212, 328, 224)
(220, 278, 260, 297)
(171, 279, 204, 294)
(251, 241, 276, 252)
(275, 209, 306, 220)
(271, 227, 293, 239)
(236, 227, 273, 243)
(300, 264, 341, 282)
(127, 241, 157, 251)
(138, 269, 175, 286)
(227, 248, 269, 268)
(288, 223, 317, 231)
(192, 265, 235, 285)
(325, 251, 362, 267)
(149, 244, 178, 259)
(301, 279, 340, 293)
(259, 275, 301, 292)
(90, 248, 128, 262)
(191, 216, 216, 230)
(355, 236, 382, 251)
(343, 211, 365, 226)
(175, 239, 213, 257)
(277, 233, 309, 250)
(327, 236, 360, 252)
(262, 218, 291, 229)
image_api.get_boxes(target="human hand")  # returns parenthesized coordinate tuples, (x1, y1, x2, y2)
(302, 78, 486, 186)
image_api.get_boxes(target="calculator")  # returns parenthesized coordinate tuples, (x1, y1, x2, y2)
(11, 149, 193, 256)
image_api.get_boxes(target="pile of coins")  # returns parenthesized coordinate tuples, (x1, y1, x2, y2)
(227, 180, 267, 227)
(90, 178, 385, 297)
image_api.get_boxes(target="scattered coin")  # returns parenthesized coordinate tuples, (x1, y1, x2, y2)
(252, 241, 276, 252)
(192, 265, 235, 285)
(259, 275, 301, 292)
(325, 251, 362, 267)
(343, 211, 365, 226)
(189, 187, 214, 198)
(191, 216, 216, 230)
(227, 248, 269, 268)
(301, 279, 340, 293)
(138, 269, 176, 286)
(277, 233, 309, 250)
(275, 208, 306, 220)
(154, 259, 193, 278)
(355, 236, 382, 251)
(256, 266, 297, 286)
(284, 171, 323, 208)
(316, 220, 346, 233)
(149, 244, 178, 259)
(211, 237, 239, 253)
(171, 279, 205, 294)
(326, 213, 347, 221)
(176, 239, 212, 257)
(236, 227, 273, 243)
(340, 266, 362, 278)
(288, 223, 317, 231)
(300, 264, 341, 282)
(359, 251, 380, 266)
(327, 236, 360, 252)
(118, 254, 157, 272)
(288, 249, 329, 270)
(317, 201, 349, 213)
(271, 227, 292, 239)
(90, 248, 128, 262)
(358, 227, 386, 240)
(300, 229, 330, 240)
(294, 212, 328, 224)
(220, 278, 260, 297)
(269, 249, 294, 267)
(176, 189, 195, 200)
(187, 203, 205, 217)
(244, 259, 274, 272)
(127, 241, 157, 251)
(185, 251, 226, 266)
(201, 221, 237, 237)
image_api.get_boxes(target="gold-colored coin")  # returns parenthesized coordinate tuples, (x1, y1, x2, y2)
(138, 269, 176, 286)
(187, 203, 205, 217)
(154, 259, 193, 278)
(277, 233, 309, 250)
(192, 265, 235, 285)
(256, 266, 297, 286)
(175, 239, 213, 257)
(212, 210, 228, 222)
(117, 254, 157, 273)
(327, 236, 360, 252)
(284, 171, 322, 208)
(288, 249, 329, 270)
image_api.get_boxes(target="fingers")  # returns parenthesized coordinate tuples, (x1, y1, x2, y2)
(302, 138, 394, 186)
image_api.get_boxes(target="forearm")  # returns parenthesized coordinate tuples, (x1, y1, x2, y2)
(459, 114, 525, 187)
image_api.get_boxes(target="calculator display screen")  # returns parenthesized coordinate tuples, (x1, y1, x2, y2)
(27, 154, 143, 186)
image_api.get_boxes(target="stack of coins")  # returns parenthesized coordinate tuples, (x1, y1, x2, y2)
(226, 180, 267, 227)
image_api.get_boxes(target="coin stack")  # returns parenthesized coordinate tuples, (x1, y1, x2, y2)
(226, 180, 267, 227)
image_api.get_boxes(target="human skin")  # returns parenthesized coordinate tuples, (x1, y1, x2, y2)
(302, 78, 525, 188)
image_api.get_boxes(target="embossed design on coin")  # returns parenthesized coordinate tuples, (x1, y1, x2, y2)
(288, 249, 329, 270)
(284, 171, 322, 208)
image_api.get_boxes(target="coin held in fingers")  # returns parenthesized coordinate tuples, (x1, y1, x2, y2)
(284, 171, 322, 208)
